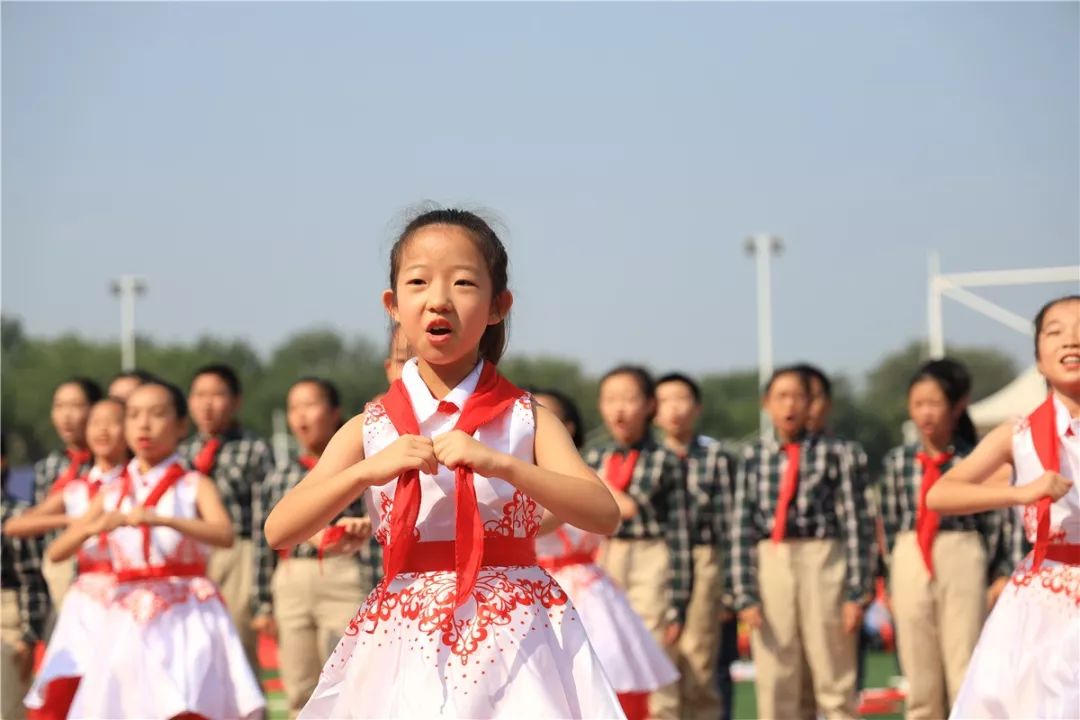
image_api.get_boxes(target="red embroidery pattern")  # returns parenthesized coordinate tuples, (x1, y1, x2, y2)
(343, 568, 568, 665)
(373, 491, 420, 546)
(71, 573, 116, 606)
(114, 577, 222, 623)
(364, 402, 388, 426)
(483, 490, 541, 539)
(1022, 505, 1068, 545)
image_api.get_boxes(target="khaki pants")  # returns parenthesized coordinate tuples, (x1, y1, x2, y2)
(272, 556, 367, 715)
(751, 539, 857, 720)
(40, 557, 74, 641)
(208, 539, 258, 674)
(1, 591, 28, 720)
(597, 537, 679, 720)
(675, 544, 722, 720)
(890, 531, 986, 720)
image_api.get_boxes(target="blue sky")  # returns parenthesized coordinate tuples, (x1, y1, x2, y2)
(3, 2, 1077, 380)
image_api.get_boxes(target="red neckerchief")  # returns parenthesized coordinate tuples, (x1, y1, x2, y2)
(379, 362, 522, 608)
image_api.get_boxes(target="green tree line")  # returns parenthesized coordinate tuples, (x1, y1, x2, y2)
(1, 315, 1019, 472)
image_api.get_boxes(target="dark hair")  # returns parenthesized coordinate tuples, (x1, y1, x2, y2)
(1034, 294, 1080, 359)
(59, 377, 104, 405)
(389, 208, 510, 365)
(291, 377, 341, 409)
(91, 397, 126, 414)
(792, 363, 832, 399)
(138, 380, 189, 421)
(191, 363, 242, 396)
(763, 366, 810, 397)
(110, 369, 158, 386)
(532, 388, 585, 448)
(908, 358, 976, 446)
(600, 365, 655, 399)
(656, 372, 702, 404)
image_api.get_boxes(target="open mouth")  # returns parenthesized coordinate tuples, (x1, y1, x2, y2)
(426, 319, 453, 342)
(1061, 353, 1080, 369)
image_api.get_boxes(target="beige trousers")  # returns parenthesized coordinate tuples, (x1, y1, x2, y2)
(597, 537, 679, 719)
(674, 544, 722, 720)
(208, 539, 259, 674)
(891, 531, 986, 720)
(272, 556, 367, 715)
(40, 557, 74, 641)
(751, 539, 858, 720)
(1, 591, 28, 720)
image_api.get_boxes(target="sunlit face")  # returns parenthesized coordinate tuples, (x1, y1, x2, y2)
(1037, 299, 1080, 395)
(805, 375, 832, 434)
(126, 385, 186, 466)
(599, 373, 653, 445)
(384, 327, 411, 385)
(654, 380, 700, 439)
(188, 373, 239, 436)
(908, 378, 959, 447)
(108, 376, 142, 402)
(86, 401, 128, 464)
(383, 225, 511, 369)
(287, 382, 340, 455)
(535, 393, 578, 440)
(763, 372, 809, 439)
(51, 383, 93, 447)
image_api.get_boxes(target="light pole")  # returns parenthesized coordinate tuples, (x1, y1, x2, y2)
(744, 234, 784, 436)
(109, 275, 147, 371)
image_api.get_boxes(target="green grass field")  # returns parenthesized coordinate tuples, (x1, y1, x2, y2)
(263, 651, 905, 719)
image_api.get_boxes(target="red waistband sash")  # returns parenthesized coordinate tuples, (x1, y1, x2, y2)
(397, 538, 536, 574)
(1043, 544, 1080, 566)
(76, 560, 113, 576)
(537, 551, 595, 572)
(115, 562, 206, 584)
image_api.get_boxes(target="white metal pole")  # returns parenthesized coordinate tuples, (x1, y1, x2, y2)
(747, 235, 780, 437)
(928, 252, 945, 359)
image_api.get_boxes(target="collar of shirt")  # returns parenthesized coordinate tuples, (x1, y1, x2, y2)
(400, 356, 483, 425)
(128, 453, 184, 489)
(761, 430, 816, 453)
(1052, 393, 1080, 438)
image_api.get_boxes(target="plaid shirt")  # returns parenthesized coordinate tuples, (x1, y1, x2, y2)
(255, 456, 373, 616)
(730, 433, 874, 611)
(179, 426, 273, 539)
(1, 491, 50, 644)
(880, 441, 1016, 580)
(678, 437, 737, 548)
(583, 438, 694, 623)
(33, 450, 94, 504)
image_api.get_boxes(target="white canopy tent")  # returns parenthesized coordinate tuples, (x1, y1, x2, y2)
(968, 365, 1047, 434)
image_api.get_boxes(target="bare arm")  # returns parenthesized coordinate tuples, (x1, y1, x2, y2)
(264, 414, 438, 549)
(47, 494, 116, 563)
(140, 475, 234, 548)
(494, 406, 620, 535)
(3, 495, 70, 538)
(538, 509, 562, 536)
(926, 423, 1028, 514)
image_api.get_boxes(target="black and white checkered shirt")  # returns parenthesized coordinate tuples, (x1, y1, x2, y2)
(583, 437, 694, 623)
(179, 426, 273, 540)
(678, 437, 737, 548)
(254, 455, 374, 617)
(730, 433, 874, 611)
(33, 450, 93, 504)
(1, 490, 50, 644)
(880, 441, 1018, 581)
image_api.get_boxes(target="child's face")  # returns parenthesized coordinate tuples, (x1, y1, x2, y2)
(87, 402, 127, 464)
(287, 382, 341, 454)
(384, 329, 411, 385)
(907, 378, 957, 446)
(599, 374, 653, 445)
(126, 385, 186, 465)
(763, 373, 809, 439)
(805, 376, 832, 433)
(1037, 299, 1080, 394)
(654, 381, 700, 438)
(51, 383, 92, 447)
(384, 225, 509, 368)
(108, 376, 142, 401)
(188, 374, 239, 436)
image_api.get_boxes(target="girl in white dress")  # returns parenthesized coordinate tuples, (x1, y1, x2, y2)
(266, 208, 624, 719)
(533, 389, 679, 720)
(4, 398, 127, 718)
(49, 380, 265, 720)
(927, 294, 1080, 719)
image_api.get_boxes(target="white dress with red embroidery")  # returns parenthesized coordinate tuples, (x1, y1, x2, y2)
(536, 525, 679, 693)
(68, 455, 265, 720)
(24, 466, 121, 710)
(951, 396, 1080, 719)
(299, 359, 623, 719)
